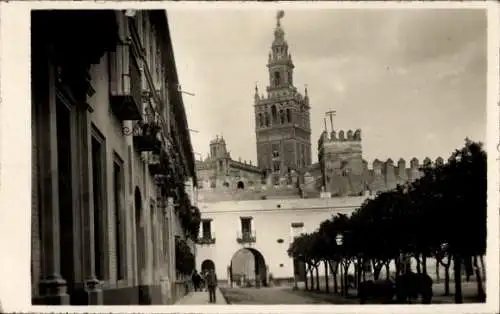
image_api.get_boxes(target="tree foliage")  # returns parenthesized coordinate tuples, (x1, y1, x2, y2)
(288, 139, 487, 301)
(175, 237, 195, 275)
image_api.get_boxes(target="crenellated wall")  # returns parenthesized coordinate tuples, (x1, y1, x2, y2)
(318, 129, 443, 196)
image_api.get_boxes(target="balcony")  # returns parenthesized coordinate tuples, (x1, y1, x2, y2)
(197, 233, 216, 245)
(237, 231, 256, 244)
(133, 122, 162, 154)
(147, 151, 168, 175)
(109, 43, 142, 121)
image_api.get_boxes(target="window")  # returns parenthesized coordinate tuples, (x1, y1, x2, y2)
(258, 113, 263, 127)
(272, 150, 280, 159)
(271, 105, 277, 123)
(113, 155, 126, 281)
(241, 217, 252, 234)
(274, 71, 281, 86)
(286, 109, 291, 123)
(273, 162, 280, 172)
(280, 110, 285, 124)
(91, 127, 107, 281)
(202, 220, 212, 239)
(265, 112, 270, 127)
(291, 222, 305, 238)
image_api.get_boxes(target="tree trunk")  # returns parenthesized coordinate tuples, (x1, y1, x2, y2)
(415, 255, 421, 274)
(479, 255, 486, 282)
(353, 262, 358, 288)
(315, 266, 320, 291)
(453, 254, 463, 304)
(330, 261, 339, 294)
(385, 262, 390, 279)
(357, 261, 363, 287)
(435, 258, 440, 283)
(422, 254, 427, 275)
(395, 256, 401, 276)
(339, 264, 344, 295)
(324, 261, 329, 293)
(305, 270, 309, 291)
(310, 268, 314, 291)
(344, 264, 350, 296)
(473, 255, 486, 302)
(444, 265, 450, 295)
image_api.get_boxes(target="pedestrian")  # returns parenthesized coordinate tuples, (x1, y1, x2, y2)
(205, 268, 218, 303)
(192, 269, 201, 292)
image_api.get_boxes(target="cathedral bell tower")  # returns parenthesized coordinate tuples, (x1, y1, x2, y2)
(254, 10, 312, 177)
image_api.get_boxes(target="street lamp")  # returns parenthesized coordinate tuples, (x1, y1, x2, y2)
(336, 233, 344, 246)
(335, 233, 344, 295)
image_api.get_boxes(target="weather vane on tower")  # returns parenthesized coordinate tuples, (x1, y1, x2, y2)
(276, 10, 285, 27)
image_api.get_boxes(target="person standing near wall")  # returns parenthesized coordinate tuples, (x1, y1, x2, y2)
(205, 268, 218, 303)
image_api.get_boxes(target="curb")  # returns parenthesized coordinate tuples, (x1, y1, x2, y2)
(218, 288, 232, 304)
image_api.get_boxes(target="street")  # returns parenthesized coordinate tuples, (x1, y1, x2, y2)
(220, 286, 333, 304)
(220, 282, 483, 304)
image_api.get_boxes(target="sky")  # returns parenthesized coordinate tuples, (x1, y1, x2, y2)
(168, 8, 487, 165)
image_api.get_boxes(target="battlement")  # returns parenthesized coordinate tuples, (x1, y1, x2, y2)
(320, 155, 445, 197)
(319, 129, 362, 145)
(366, 156, 442, 170)
(197, 182, 302, 202)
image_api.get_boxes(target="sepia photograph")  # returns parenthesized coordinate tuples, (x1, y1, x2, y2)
(0, 1, 495, 312)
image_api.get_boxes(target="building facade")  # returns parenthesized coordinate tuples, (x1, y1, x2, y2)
(195, 12, 443, 287)
(31, 10, 198, 305)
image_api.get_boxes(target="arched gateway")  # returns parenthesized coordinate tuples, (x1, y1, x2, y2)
(201, 259, 216, 273)
(229, 248, 268, 288)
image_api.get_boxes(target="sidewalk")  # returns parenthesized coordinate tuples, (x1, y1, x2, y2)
(175, 288, 227, 305)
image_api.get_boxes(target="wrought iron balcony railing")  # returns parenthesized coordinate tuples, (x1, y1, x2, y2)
(133, 122, 163, 154)
(237, 230, 256, 244)
(197, 233, 216, 245)
(147, 151, 168, 175)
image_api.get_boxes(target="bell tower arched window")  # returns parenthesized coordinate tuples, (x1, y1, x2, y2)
(258, 113, 263, 127)
(279, 110, 285, 124)
(271, 105, 278, 124)
(286, 109, 291, 123)
(265, 112, 270, 127)
(274, 71, 281, 87)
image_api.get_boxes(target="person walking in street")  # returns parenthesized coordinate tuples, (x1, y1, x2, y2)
(205, 268, 218, 303)
(192, 270, 201, 292)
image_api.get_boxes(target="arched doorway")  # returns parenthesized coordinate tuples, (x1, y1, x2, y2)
(230, 248, 267, 288)
(134, 187, 145, 285)
(201, 259, 216, 273)
(237, 181, 244, 189)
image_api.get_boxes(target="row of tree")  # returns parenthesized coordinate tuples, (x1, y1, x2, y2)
(288, 139, 487, 303)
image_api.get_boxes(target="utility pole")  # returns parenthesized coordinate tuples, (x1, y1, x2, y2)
(325, 110, 336, 132)
(177, 84, 195, 96)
